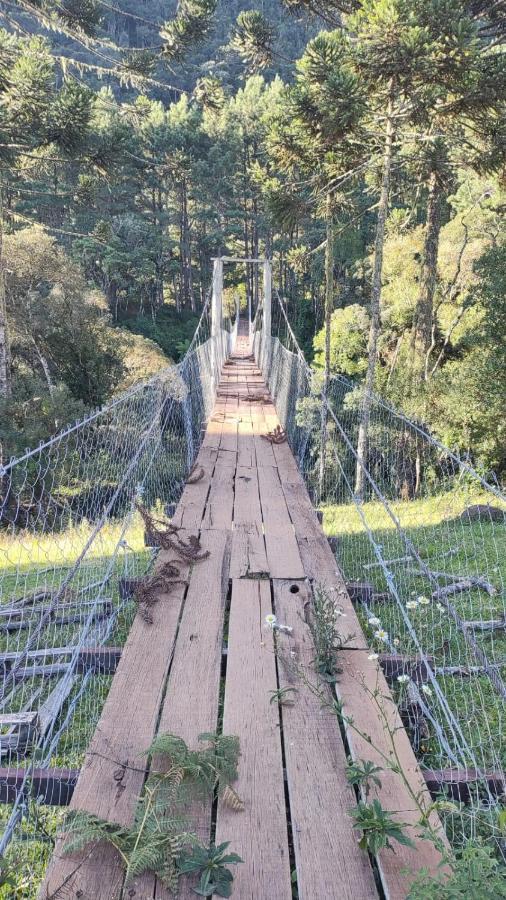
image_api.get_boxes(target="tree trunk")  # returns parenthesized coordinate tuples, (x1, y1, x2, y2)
(414, 167, 443, 380)
(32, 339, 55, 397)
(319, 192, 334, 496)
(0, 179, 10, 398)
(180, 179, 194, 312)
(355, 86, 396, 498)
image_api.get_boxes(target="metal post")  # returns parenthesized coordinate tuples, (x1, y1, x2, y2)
(211, 257, 223, 386)
(263, 259, 272, 375)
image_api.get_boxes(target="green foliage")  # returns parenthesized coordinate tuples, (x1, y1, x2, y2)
(230, 11, 275, 72)
(350, 798, 415, 855)
(5, 227, 125, 407)
(178, 842, 243, 897)
(161, 1, 218, 62)
(269, 686, 298, 706)
(63, 732, 241, 890)
(121, 306, 200, 362)
(345, 758, 383, 799)
(407, 842, 506, 899)
(314, 305, 370, 376)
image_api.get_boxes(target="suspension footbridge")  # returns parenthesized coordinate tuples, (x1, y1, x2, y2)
(0, 259, 504, 898)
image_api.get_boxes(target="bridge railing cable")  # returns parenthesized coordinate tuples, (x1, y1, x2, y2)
(255, 290, 506, 859)
(0, 285, 233, 862)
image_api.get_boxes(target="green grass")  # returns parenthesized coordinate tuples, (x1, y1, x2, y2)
(322, 491, 506, 773)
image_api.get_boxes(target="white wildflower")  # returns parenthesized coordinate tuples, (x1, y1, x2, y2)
(406, 599, 419, 610)
(368, 616, 381, 627)
(393, 638, 400, 647)
(421, 684, 433, 697)
(374, 629, 388, 643)
(368, 652, 379, 661)
(397, 674, 409, 684)
(437, 603, 445, 613)
(264, 614, 277, 629)
(418, 595, 430, 606)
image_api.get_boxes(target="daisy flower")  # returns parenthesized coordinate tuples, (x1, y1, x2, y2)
(393, 638, 400, 647)
(368, 652, 379, 661)
(264, 614, 277, 629)
(397, 674, 409, 684)
(406, 599, 418, 611)
(368, 616, 381, 627)
(421, 684, 433, 697)
(418, 595, 430, 606)
(374, 629, 388, 643)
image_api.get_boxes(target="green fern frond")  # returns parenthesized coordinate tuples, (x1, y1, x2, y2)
(61, 731, 241, 893)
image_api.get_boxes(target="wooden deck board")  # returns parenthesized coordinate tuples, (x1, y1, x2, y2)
(135, 529, 231, 900)
(273, 579, 378, 900)
(336, 649, 449, 898)
(39, 547, 190, 900)
(215, 579, 292, 899)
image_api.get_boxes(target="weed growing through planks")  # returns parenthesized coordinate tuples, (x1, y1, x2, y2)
(309, 584, 353, 684)
(62, 732, 243, 893)
(350, 798, 415, 854)
(281, 643, 451, 859)
(269, 686, 298, 707)
(178, 842, 243, 897)
(345, 759, 383, 799)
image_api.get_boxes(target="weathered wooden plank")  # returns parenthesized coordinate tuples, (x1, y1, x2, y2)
(336, 649, 448, 897)
(201, 460, 235, 530)
(230, 523, 269, 579)
(216, 448, 237, 467)
(39, 674, 76, 736)
(0, 768, 79, 805)
(254, 428, 277, 467)
(137, 529, 231, 900)
(273, 579, 378, 900)
(39, 545, 190, 900)
(219, 416, 238, 454)
(215, 580, 292, 899)
(424, 767, 506, 802)
(264, 525, 305, 580)
(280, 478, 327, 534)
(0, 646, 121, 675)
(379, 653, 435, 685)
(257, 465, 292, 528)
(171, 465, 213, 531)
(0, 712, 38, 728)
(237, 418, 256, 468)
(234, 465, 262, 527)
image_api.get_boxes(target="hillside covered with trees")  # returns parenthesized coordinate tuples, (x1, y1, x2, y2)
(0, 0, 504, 480)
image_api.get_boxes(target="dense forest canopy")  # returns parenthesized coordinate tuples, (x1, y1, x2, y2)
(0, 0, 504, 478)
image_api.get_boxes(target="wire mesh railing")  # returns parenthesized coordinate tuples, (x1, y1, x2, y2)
(0, 290, 233, 868)
(254, 290, 506, 857)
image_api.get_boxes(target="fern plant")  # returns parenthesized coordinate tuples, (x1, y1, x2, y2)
(63, 732, 242, 892)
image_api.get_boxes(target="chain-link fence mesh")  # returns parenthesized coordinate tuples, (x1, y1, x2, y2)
(255, 291, 506, 858)
(0, 291, 234, 880)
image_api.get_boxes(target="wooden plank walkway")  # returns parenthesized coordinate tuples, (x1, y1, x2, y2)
(40, 325, 445, 900)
